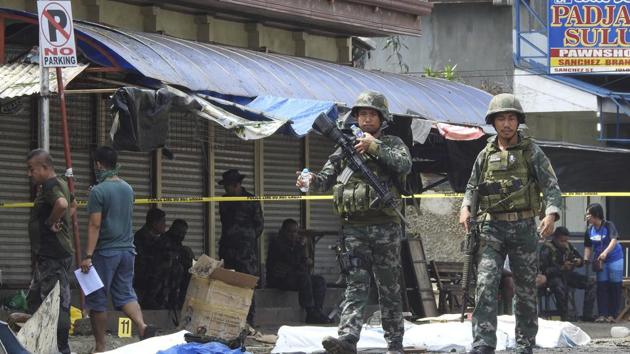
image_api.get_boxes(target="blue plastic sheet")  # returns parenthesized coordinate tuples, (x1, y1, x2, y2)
(157, 341, 250, 354)
(245, 95, 338, 136)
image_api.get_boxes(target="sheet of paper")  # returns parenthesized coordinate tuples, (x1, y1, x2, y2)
(74, 267, 104, 295)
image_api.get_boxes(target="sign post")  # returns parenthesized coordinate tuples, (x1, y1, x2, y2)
(37, 0, 84, 310)
(548, 1, 630, 74)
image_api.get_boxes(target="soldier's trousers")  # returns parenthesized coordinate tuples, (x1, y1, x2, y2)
(338, 222, 404, 349)
(27, 256, 72, 354)
(547, 272, 596, 321)
(269, 273, 327, 311)
(473, 218, 538, 351)
(221, 246, 259, 326)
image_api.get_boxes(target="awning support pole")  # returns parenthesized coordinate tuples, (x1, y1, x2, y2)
(0, 15, 5, 63)
(39, 67, 50, 151)
(55, 67, 85, 311)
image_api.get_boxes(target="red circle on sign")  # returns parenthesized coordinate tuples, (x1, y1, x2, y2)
(40, 2, 73, 47)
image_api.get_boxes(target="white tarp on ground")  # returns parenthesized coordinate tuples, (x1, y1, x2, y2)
(272, 316, 591, 353)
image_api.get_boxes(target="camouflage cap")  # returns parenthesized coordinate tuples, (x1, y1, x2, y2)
(485, 93, 525, 124)
(351, 91, 392, 122)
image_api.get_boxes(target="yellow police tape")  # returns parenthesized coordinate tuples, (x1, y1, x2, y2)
(2, 191, 630, 208)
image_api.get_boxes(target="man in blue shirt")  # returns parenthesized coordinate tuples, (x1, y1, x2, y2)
(80, 146, 155, 351)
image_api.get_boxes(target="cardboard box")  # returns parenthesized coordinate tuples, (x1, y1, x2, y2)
(180, 268, 258, 339)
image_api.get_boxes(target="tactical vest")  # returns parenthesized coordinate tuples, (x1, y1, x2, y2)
(478, 137, 541, 214)
(331, 150, 402, 220)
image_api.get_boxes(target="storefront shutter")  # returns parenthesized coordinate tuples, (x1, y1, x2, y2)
(0, 96, 34, 286)
(262, 134, 301, 236)
(162, 112, 208, 256)
(308, 133, 341, 284)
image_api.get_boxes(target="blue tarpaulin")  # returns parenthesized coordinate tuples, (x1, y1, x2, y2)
(244, 96, 337, 136)
(157, 341, 251, 354)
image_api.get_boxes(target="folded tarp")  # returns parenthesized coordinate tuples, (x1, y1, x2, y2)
(271, 316, 590, 353)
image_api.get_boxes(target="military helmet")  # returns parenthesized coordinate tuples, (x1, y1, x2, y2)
(351, 91, 392, 122)
(485, 93, 525, 124)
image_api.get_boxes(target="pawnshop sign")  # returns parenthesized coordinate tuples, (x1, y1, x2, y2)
(38, 1, 78, 67)
(548, 0, 630, 74)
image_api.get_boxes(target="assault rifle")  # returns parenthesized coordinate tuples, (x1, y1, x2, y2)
(312, 113, 409, 225)
(460, 187, 480, 322)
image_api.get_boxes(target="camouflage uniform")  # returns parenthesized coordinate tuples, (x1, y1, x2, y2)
(539, 239, 596, 321)
(462, 94, 562, 354)
(219, 187, 263, 323)
(27, 177, 74, 354)
(313, 91, 412, 352)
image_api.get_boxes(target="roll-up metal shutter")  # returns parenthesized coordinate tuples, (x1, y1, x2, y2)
(308, 133, 341, 284)
(263, 134, 301, 233)
(262, 134, 301, 263)
(213, 127, 255, 257)
(100, 96, 153, 236)
(49, 94, 94, 260)
(0, 96, 34, 286)
(162, 112, 208, 257)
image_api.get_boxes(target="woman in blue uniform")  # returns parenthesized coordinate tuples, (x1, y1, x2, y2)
(583, 203, 624, 323)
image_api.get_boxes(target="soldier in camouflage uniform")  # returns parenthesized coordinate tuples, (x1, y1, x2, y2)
(297, 91, 411, 354)
(459, 93, 562, 354)
(218, 169, 264, 325)
(538, 226, 595, 322)
(26, 149, 76, 354)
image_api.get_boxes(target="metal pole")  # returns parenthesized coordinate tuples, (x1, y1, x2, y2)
(55, 67, 85, 310)
(39, 67, 50, 150)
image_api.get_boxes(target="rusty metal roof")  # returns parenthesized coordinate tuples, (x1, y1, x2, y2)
(0, 63, 87, 99)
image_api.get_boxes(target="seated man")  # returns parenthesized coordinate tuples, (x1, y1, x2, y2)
(267, 218, 331, 324)
(133, 208, 166, 309)
(154, 219, 195, 311)
(538, 226, 596, 321)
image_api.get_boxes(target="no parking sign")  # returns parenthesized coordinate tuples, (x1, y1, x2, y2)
(37, 1, 78, 67)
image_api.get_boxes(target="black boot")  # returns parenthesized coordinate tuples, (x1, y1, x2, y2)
(321, 336, 357, 354)
(469, 345, 495, 354)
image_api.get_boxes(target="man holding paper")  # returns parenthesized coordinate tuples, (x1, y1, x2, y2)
(80, 146, 155, 352)
(26, 149, 76, 354)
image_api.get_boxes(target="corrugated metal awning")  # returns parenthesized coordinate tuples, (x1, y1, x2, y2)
(73, 21, 490, 127)
(1, 8, 491, 128)
(0, 63, 87, 99)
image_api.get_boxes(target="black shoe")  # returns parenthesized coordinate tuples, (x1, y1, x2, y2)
(140, 324, 158, 340)
(516, 348, 533, 354)
(469, 345, 495, 354)
(321, 336, 357, 354)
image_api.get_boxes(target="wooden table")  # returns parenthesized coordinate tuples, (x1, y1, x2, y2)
(616, 278, 630, 321)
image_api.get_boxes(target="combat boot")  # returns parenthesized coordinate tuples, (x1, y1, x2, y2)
(469, 345, 495, 354)
(321, 335, 357, 354)
(386, 342, 404, 354)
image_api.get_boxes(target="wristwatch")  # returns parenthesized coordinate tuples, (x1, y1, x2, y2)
(84, 254, 93, 260)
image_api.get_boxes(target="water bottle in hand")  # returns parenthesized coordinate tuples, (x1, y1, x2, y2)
(350, 124, 364, 138)
(299, 168, 311, 193)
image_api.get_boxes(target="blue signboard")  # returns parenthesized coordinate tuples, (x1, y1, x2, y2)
(548, 0, 630, 74)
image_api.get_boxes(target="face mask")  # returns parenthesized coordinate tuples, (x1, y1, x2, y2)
(95, 164, 120, 183)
